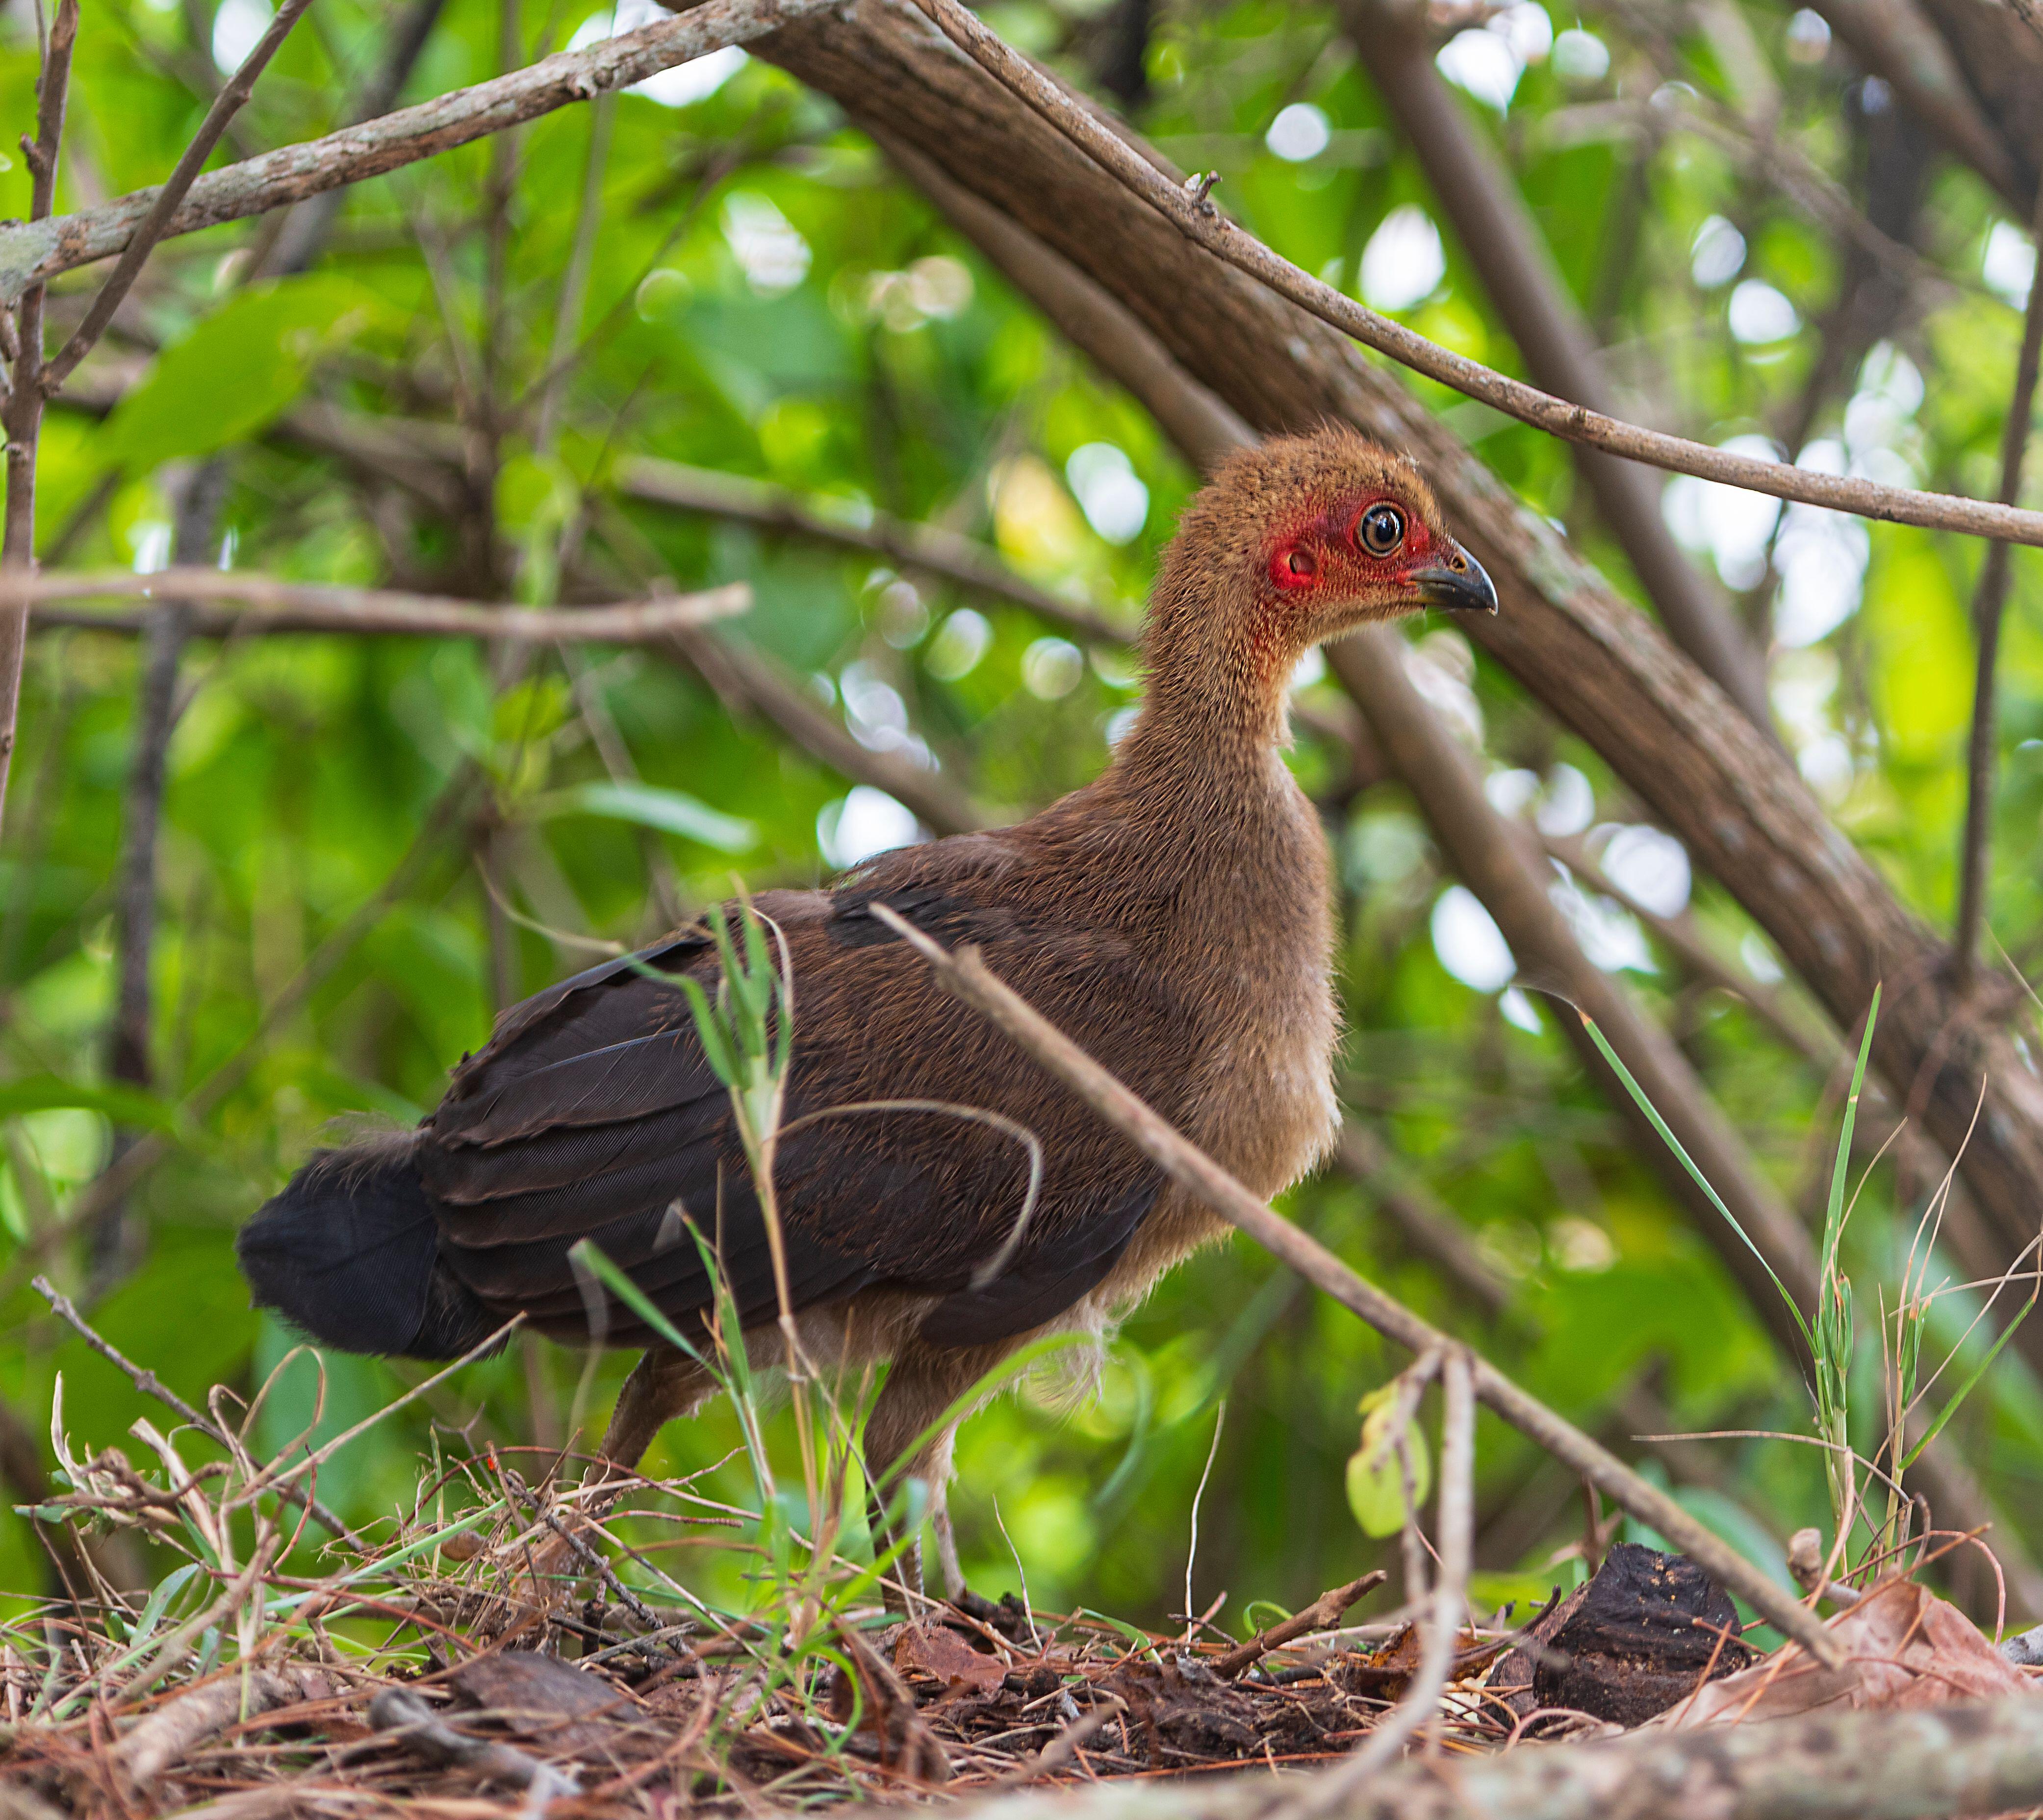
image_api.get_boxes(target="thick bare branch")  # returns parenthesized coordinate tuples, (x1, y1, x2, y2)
(7, 570, 751, 642)
(900, 0, 2043, 548)
(0, 0, 841, 310)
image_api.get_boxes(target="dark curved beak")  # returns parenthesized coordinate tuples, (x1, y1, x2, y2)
(1409, 547, 1498, 615)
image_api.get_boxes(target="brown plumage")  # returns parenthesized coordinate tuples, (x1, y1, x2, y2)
(237, 428, 1495, 1592)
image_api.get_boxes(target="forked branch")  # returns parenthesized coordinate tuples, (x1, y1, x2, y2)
(42, 0, 318, 392)
(0, 0, 841, 309)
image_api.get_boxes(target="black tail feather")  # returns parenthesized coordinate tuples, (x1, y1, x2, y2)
(236, 1144, 498, 1360)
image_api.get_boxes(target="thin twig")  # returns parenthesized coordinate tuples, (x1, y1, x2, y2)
(497, 1462, 664, 1635)
(7, 571, 751, 642)
(95, 463, 233, 1300)
(1297, 1348, 1474, 1814)
(42, 0, 319, 393)
(616, 457, 1135, 647)
(1952, 177, 2043, 990)
(0, 0, 843, 308)
(868, 902, 1845, 1666)
(1208, 1569, 1387, 1678)
(0, 0, 78, 835)
(1182, 1400, 1225, 1647)
(903, 0, 2043, 549)
(32, 1275, 368, 1552)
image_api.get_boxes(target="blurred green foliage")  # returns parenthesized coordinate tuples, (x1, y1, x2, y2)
(3, 0, 2041, 1639)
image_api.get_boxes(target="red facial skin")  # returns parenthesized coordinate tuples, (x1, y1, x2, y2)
(1247, 491, 1440, 678)
(1266, 491, 1438, 602)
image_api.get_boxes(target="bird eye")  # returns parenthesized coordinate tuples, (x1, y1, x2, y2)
(1286, 548, 1317, 577)
(1357, 504, 1405, 557)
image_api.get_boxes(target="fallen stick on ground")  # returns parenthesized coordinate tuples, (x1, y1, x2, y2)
(369, 1687, 580, 1801)
(869, 904, 1842, 1667)
(1208, 1569, 1387, 1678)
(114, 1668, 315, 1787)
(953, 1693, 2043, 1819)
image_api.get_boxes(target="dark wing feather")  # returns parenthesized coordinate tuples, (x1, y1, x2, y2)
(419, 868, 1175, 1350)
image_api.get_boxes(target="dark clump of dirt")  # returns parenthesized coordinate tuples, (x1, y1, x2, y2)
(1490, 1542, 1755, 1728)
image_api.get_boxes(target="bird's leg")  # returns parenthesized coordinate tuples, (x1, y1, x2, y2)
(595, 1344, 716, 1475)
(862, 1349, 976, 1616)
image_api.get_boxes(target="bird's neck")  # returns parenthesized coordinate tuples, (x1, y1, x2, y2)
(1113, 581, 1299, 793)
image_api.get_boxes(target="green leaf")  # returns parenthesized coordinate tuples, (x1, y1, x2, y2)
(103, 277, 386, 472)
(1345, 1385, 1430, 1538)
(1577, 1013, 1816, 1358)
(538, 780, 757, 853)
(0, 1072, 179, 1130)
(1821, 986, 1880, 1275)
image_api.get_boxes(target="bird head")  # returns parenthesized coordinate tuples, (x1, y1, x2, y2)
(1149, 429, 1496, 690)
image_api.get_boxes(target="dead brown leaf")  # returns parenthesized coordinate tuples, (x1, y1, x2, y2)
(894, 1623, 1009, 1699)
(1664, 1577, 2028, 1727)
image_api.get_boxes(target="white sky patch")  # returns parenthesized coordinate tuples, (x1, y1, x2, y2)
(1266, 102, 1331, 162)
(1534, 761, 1596, 836)
(1551, 873, 1656, 973)
(1484, 766, 1539, 818)
(1774, 443, 1870, 647)
(568, 0, 749, 104)
(1433, 885, 1516, 991)
(1437, 27, 1523, 108)
(1690, 215, 1746, 289)
(1599, 825, 1691, 916)
(1661, 432, 1783, 590)
(1360, 206, 1447, 313)
(722, 193, 810, 295)
(1728, 279, 1800, 344)
(211, 0, 271, 70)
(1785, 8, 1830, 61)
(1495, 3, 1554, 62)
(131, 521, 173, 574)
(1022, 637, 1085, 699)
(1066, 443, 1149, 545)
(1551, 26, 1609, 80)
(926, 608, 992, 681)
(1985, 219, 2037, 308)
(1740, 931, 1785, 984)
(1404, 631, 1483, 747)
(819, 787, 920, 868)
